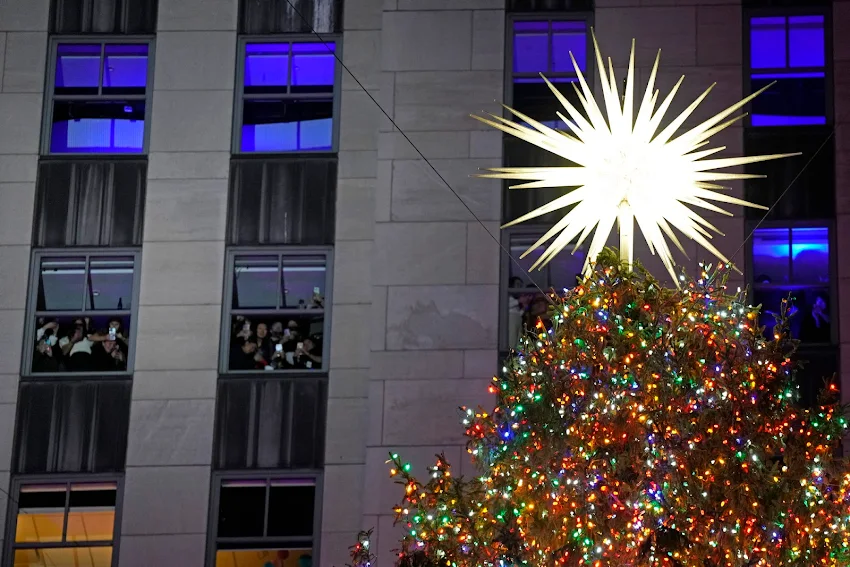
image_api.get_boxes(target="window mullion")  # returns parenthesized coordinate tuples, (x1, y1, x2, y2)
(98, 43, 106, 97)
(263, 479, 271, 538)
(62, 483, 71, 542)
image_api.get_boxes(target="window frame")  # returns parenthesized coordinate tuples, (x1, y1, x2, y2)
(219, 246, 334, 375)
(41, 36, 156, 156)
(745, 219, 837, 345)
(232, 36, 343, 155)
(3, 473, 124, 567)
(206, 471, 324, 567)
(22, 248, 142, 378)
(742, 6, 834, 128)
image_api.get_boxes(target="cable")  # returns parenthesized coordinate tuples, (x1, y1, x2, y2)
(728, 128, 835, 266)
(282, 0, 834, 302)
(281, 0, 556, 304)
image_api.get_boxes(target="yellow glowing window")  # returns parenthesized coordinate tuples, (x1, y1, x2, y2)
(14, 546, 112, 567)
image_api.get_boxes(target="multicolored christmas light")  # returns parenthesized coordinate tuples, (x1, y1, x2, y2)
(351, 250, 850, 567)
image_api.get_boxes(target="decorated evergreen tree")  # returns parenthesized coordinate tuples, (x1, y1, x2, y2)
(353, 251, 849, 567)
(346, 37, 850, 567)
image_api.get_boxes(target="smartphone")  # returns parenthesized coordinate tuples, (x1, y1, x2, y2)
(275, 343, 283, 353)
(284, 328, 291, 337)
(313, 287, 320, 294)
(108, 327, 116, 341)
(297, 342, 304, 351)
(242, 322, 250, 332)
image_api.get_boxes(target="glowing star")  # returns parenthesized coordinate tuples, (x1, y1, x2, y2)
(472, 35, 798, 283)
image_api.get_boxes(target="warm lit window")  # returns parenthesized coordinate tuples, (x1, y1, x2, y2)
(750, 226, 832, 344)
(210, 476, 317, 567)
(25, 251, 139, 375)
(45, 40, 152, 154)
(235, 40, 338, 153)
(221, 250, 331, 373)
(747, 14, 829, 126)
(501, 229, 587, 351)
(10, 481, 119, 567)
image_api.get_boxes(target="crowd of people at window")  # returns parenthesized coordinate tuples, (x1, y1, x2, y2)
(230, 285, 324, 371)
(33, 317, 129, 373)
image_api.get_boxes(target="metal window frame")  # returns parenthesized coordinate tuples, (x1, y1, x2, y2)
(41, 36, 156, 157)
(742, 6, 834, 128)
(745, 218, 838, 345)
(205, 470, 324, 567)
(232, 35, 343, 155)
(21, 248, 142, 378)
(3, 473, 124, 567)
(219, 246, 334, 376)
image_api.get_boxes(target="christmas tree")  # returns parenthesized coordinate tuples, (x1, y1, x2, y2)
(352, 250, 849, 567)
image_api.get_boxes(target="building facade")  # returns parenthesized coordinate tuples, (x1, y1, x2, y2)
(0, 0, 844, 566)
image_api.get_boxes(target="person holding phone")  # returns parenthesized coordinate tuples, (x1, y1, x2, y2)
(293, 337, 322, 369)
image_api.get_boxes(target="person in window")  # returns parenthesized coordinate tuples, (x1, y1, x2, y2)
(230, 337, 260, 370)
(232, 317, 253, 345)
(801, 293, 831, 343)
(292, 336, 322, 369)
(59, 317, 96, 371)
(311, 287, 324, 309)
(94, 338, 126, 371)
(33, 337, 62, 373)
(254, 322, 272, 361)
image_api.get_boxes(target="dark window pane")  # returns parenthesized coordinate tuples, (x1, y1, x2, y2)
(242, 99, 333, 152)
(750, 16, 787, 69)
(749, 75, 826, 126)
(290, 380, 325, 467)
(228, 159, 337, 245)
(16, 485, 67, 544)
(51, 0, 158, 34)
(234, 255, 280, 309)
(551, 21, 586, 73)
(744, 129, 834, 221)
(245, 43, 290, 91)
(67, 483, 117, 542)
(216, 549, 313, 567)
(88, 256, 135, 310)
(267, 482, 315, 537)
(228, 314, 324, 372)
(795, 346, 837, 407)
(14, 382, 131, 473)
(55, 44, 102, 95)
(751, 228, 790, 284)
(51, 100, 146, 154)
(754, 287, 831, 344)
(282, 256, 326, 308)
(102, 44, 148, 95)
(214, 380, 254, 470)
(291, 43, 335, 91)
(507, 0, 593, 10)
(218, 481, 266, 537)
(788, 15, 825, 68)
(239, 0, 341, 34)
(39, 256, 87, 311)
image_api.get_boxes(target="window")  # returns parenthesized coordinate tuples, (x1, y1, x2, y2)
(221, 250, 331, 373)
(235, 39, 339, 154)
(209, 475, 319, 567)
(215, 378, 326, 470)
(750, 225, 833, 344)
(505, 17, 589, 223)
(24, 251, 139, 375)
(7, 479, 120, 567)
(744, 129, 834, 221)
(746, 13, 830, 126)
(45, 40, 153, 154)
(51, 0, 157, 34)
(34, 160, 147, 247)
(500, 228, 587, 351)
(14, 381, 131, 474)
(228, 159, 336, 246)
(508, 0, 593, 10)
(240, 0, 341, 34)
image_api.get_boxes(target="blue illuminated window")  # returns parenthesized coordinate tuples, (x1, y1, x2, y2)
(751, 226, 832, 343)
(48, 42, 150, 154)
(238, 41, 337, 153)
(748, 15, 827, 127)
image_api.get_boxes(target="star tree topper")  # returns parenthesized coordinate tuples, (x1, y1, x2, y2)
(473, 34, 798, 283)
